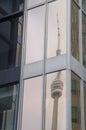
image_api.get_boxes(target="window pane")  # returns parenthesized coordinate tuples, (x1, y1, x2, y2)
(22, 76, 43, 130)
(82, 0, 86, 12)
(0, 83, 19, 130)
(71, 1, 80, 61)
(71, 72, 81, 130)
(84, 82, 86, 130)
(25, 6, 45, 64)
(27, 0, 45, 8)
(47, 0, 66, 58)
(0, 16, 23, 70)
(82, 13, 86, 67)
(84, 83, 86, 129)
(0, 0, 24, 18)
(45, 71, 66, 130)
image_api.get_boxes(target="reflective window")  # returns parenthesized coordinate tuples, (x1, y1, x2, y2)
(27, 0, 45, 8)
(22, 76, 43, 130)
(47, 0, 66, 58)
(0, 16, 23, 70)
(25, 6, 45, 64)
(0, 83, 19, 130)
(45, 71, 66, 130)
(71, 72, 81, 130)
(84, 82, 86, 130)
(82, 13, 86, 67)
(82, 0, 86, 12)
(0, 0, 24, 18)
(71, 1, 80, 61)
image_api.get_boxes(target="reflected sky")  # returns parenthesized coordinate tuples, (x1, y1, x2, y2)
(21, 77, 43, 130)
(25, 6, 45, 64)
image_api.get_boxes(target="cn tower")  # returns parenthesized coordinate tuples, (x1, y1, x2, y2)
(51, 14, 63, 130)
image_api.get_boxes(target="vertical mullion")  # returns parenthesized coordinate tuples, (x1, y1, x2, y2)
(66, 70, 72, 130)
(80, 81, 85, 130)
(17, 0, 27, 129)
(79, 4, 83, 65)
(42, 1, 48, 130)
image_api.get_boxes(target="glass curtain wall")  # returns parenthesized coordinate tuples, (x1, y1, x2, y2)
(0, 16, 23, 70)
(0, 83, 19, 130)
(22, 0, 67, 130)
(25, 0, 67, 63)
(82, 13, 86, 67)
(84, 82, 86, 130)
(82, 0, 86, 12)
(70, 1, 86, 130)
(71, 72, 81, 130)
(0, 0, 24, 18)
(21, 0, 86, 130)
(71, 0, 80, 61)
(0, 0, 24, 130)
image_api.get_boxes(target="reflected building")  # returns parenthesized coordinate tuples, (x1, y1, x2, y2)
(0, 0, 86, 130)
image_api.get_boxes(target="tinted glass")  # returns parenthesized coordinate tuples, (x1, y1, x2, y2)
(47, 0, 66, 58)
(0, 16, 23, 70)
(71, 72, 81, 130)
(82, 0, 86, 12)
(25, 6, 45, 64)
(71, 1, 80, 61)
(82, 13, 86, 67)
(84, 82, 86, 130)
(22, 77, 43, 130)
(0, 0, 24, 18)
(45, 71, 66, 130)
(0, 83, 19, 130)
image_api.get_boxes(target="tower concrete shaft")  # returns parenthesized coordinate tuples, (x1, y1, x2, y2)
(51, 96, 58, 130)
(51, 75, 63, 130)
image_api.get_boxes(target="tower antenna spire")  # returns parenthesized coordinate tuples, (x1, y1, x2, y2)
(56, 13, 61, 56)
(56, 13, 61, 78)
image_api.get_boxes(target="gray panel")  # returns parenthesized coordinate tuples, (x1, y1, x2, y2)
(23, 54, 66, 79)
(24, 61, 43, 79)
(45, 54, 66, 73)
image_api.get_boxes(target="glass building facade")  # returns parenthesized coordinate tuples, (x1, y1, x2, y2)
(0, 0, 86, 130)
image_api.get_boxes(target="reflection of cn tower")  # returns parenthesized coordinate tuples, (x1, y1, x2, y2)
(51, 14, 63, 130)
